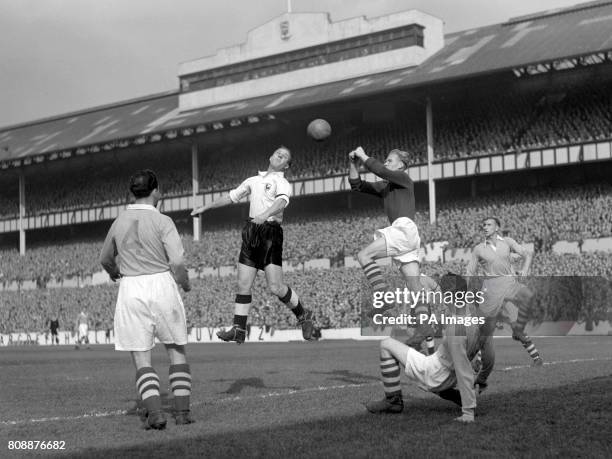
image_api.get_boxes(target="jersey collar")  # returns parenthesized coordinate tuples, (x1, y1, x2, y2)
(127, 204, 159, 212)
(259, 170, 285, 178)
(484, 234, 504, 251)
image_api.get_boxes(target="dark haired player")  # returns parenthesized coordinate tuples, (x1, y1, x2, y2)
(348, 147, 426, 326)
(191, 146, 314, 344)
(100, 170, 194, 430)
(467, 217, 543, 366)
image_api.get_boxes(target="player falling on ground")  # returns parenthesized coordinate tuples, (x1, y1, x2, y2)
(467, 217, 543, 366)
(191, 146, 314, 344)
(348, 147, 426, 325)
(74, 310, 90, 350)
(366, 273, 494, 423)
(100, 170, 194, 430)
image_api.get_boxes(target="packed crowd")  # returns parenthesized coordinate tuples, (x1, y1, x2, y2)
(2, 252, 611, 335)
(1, 182, 610, 283)
(0, 83, 610, 218)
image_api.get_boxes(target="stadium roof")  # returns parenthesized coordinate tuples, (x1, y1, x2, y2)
(1, 0, 611, 167)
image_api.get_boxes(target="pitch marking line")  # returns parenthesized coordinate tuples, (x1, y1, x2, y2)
(499, 357, 612, 371)
(2, 357, 611, 426)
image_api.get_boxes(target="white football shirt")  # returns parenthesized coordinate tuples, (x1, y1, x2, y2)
(229, 170, 292, 223)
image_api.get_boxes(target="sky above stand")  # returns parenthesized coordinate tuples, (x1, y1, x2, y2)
(0, 0, 593, 127)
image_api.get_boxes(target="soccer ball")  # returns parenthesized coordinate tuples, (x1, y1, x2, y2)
(307, 119, 332, 141)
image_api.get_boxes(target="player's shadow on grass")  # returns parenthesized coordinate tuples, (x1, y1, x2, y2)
(214, 377, 300, 394)
(68, 375, 612, 459)
(311, 369, 379, 384)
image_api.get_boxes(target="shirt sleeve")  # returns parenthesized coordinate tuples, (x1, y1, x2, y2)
(349, 176, 386, 197)
(161, 217, 185, 267)
(275, 178, 292, 205)
(99, 221, 120, 277)
(229, 177, 252, 203)
(505, 237, 529, 257)
(364, 157, 413, 188)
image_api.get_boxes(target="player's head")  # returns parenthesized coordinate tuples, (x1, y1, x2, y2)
(482, 217, 501, 237)
(269, 146, 291, 171)
(384, 149, 410, 171)
(129, 169, 161, 204)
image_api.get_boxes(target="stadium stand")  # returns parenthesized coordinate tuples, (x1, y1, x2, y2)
(2, 253, 611, 334)
(0, 82, 610, 218)
(2, 182, 610, 282)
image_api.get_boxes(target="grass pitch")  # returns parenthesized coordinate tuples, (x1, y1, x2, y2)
(1, 337, 612, 458)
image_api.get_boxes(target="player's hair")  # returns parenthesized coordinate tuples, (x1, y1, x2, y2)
(389, 149, 410, 169)
(277, 145, 292, 167)
(129, 169, 158, 198)
(482, 216, 501, 227)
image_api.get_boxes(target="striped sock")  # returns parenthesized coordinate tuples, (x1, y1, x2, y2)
(426, 336, 435, 355)
(521, 336, 541, 361)
(234, 294, 251, 330)
(516, 303, 530, 332)
(169, 364, 192, 412)
(380, 357, 402, 398)
(135, 367, 161, 413)
(362, 261, 389, 293)
(279, 286, 305, 317)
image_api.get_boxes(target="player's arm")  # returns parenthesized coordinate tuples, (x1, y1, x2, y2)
(506, 238, 533, 276)
(252, 179, 291, 224)
(446, 330, 477, 422)
(252, 199, 287, 224)
(161, 220, 191, 292)
(465, 247, 480, 289)
(191, 177, 252, 216)
(354, 147, 413, 188)
(99, 224, 121, 281)
(190, 194, 233, 216)
(348, 150, 385, 196)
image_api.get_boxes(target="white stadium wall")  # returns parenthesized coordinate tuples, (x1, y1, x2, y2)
(178, 11, 443, 110)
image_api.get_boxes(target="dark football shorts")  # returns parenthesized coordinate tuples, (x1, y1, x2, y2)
(238, 220, 283, 270)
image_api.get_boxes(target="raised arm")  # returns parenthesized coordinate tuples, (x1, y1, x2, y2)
(354, 147, 413, 188)
(348, 150, 386, 197)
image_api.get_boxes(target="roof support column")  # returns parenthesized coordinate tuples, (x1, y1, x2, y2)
(426, 97, 436, 225)
(191, 142, 201, 241)
(19, 171, 26, 255)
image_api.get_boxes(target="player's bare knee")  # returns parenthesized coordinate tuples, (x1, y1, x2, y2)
(357, 249, 372, 266)
(268, 282, 286, 298)
(380, 337, 394, 351)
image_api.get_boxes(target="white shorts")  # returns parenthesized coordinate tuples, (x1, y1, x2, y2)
(114, 271, 187, 351)
(374, 217, 421, 265)
(78, 324, 88, 339)
(404, 346, 452, 391)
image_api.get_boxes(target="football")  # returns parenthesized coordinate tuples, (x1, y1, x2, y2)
(307, 118, 332, 141)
